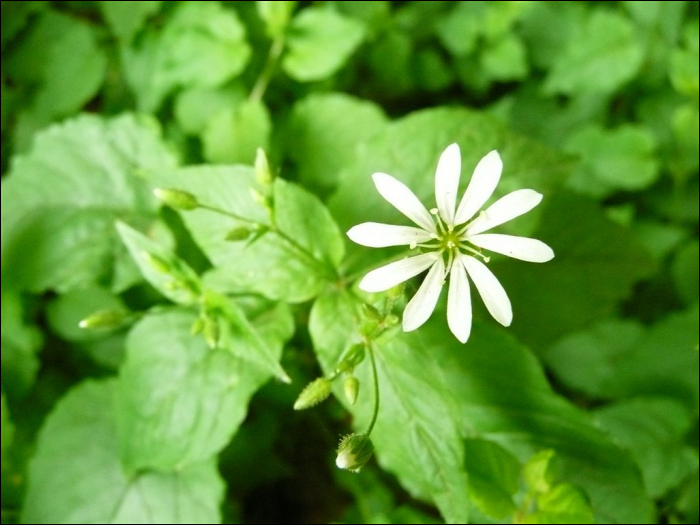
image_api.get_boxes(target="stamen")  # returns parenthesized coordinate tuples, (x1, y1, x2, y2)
(409, 242, 417, 250)
(459, 243, 491, 263)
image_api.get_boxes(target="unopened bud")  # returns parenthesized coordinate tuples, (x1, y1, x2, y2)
(384, 314, 399, 327)
(343, 376, 360, 405)
(79, 309, 127, 330)
(336, 343, 366, 373)
(153, 188, 199, 211)
(255, 148, 273, 186)
(250, 187, 269, 207)
(203, 316, 220, 349)
(336, 433, 374, 472)
(294, 377, 332, 410)
(225, 226, 255, 242)
(362, 303, 383, 321)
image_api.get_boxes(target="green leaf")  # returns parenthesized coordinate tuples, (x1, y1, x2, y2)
(100, 1, 162, 43)
(670, 47, 700, 98)
(310, 290, 469, 524)
(495, 192, 656, 349)
(174, 85, 245, 135)
(1, 393, 14, 466)
(145, 166, 342, 302)
(481, 35, 528, 82)
(122, 1, 251, 112)
(544, 307, 700, 411)
(672, 241, 700, 306)
(595, 398, 698, 498)
(522, 484, 595, 524)
(286, 93, 388, 193)
(414, 48, 454, 92)
(202, 99, 271, 165)
(23, 380, 224, 524)
(1, 290, 43, 397)
(283, 7, 365, 82)
(117, 307, 292, 472)
(464, 438, 521, 519)
(565, 124, 660, 195)
(116, 221, 202, 306)
(436, 2, 484, 57)
(1, 114, 177, 293)
(523, 450, 558, 495)
(420, 319, 653, 524)
(544, 10, 644, 95)
(1, 1, 44, 49)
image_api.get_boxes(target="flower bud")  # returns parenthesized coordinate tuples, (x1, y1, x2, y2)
(362, 303, 383, 321)
(294, 377, 332, 410)
(203, 316, 220, 349)
(255, 148, 273, 186)
(153, 188, 199, 211)
(384, 314, 400, 327)
(343, 376, 360, 405)
(336, 433, 374, 472)
(225, 227, 254, 242)
(78, 309, 127, 330)
(336, 343, 366, 374)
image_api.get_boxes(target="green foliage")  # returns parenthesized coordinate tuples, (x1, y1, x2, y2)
(2, 1, 698, 524)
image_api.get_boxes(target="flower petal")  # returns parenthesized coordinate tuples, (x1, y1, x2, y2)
(454, 150, 502, 225)
(468, 234, 555, 263)
(435, 143, 461, 226)
(465, 189, 542, 236)
(347, 223, 433, 248)
(461, 255, 512, 326)
(447, 257, 471, 343)
(359, 253, 437, 293)
(403, 257, 446, 332)
(372, 173, 436, 233)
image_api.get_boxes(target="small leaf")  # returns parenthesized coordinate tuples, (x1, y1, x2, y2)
(100, 1, 162, 43)
(257, 1, 297, 39)
(522, 484, 595, 524)
(203, 99, 271, 165)
(283, 7, 365, 81)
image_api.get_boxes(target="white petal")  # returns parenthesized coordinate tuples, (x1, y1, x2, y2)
(468, 234, 554, 263)
(403, 257, 446, 332)
(347, 223, 433, 248)
(372, 173, 436, 233)
(466, 189, 542, 236)
(435, 143, 461, 226)
(461, 255, 512, 327)
(447, 258, 471, 343)
(359, 253, 437, 293)
(454, 150, 502, 225)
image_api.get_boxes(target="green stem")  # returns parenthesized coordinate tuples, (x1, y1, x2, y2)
(249, 36, 285, 103)
(200, 204, 338, 280)
(365, 342, 380, 436)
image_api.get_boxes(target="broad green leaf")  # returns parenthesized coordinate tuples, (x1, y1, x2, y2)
(672, 241, 700, 306)
(544, 307, 700, 411)
(495, 192, 656, 349)
(286, 93, 388, 193)
(633, 221, 688, 260)
(100, 1, 162, 43)
(203, 99, 271, 165)
(521, 484, 595, 525)
(23, 380, 224, 524)
(116, 221, 202, 306)
(565, 124, 660, 195)
(595, 398, 698, 498)
(257, 1, 297, 39)
(544, 10, 644, 95)
(672, 104, 700, 180)
(674, 473, 699, 525)
(464, 438, 521, 519)
(146, 166, 342, 302)
(1, 290, 42, 398)
(1, 393, 13, 466)
(481, 36, 528, 82)
(117, 306, 292, 472)
(175, 85, 245, 135)
(122, 1, 251, 112)
(1, 114, 177, 293)
(670, 47, 700, 98)
(523, 450, 558, 495)
(310, 290, 469, 524)
(420, 318, 654, 524)
(414, 49, 454, 92)
(283, 7, 365, 82)
(436, 2, 484, 56)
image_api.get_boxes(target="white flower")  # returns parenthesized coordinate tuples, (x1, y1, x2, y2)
(347, 144, 554, 344)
